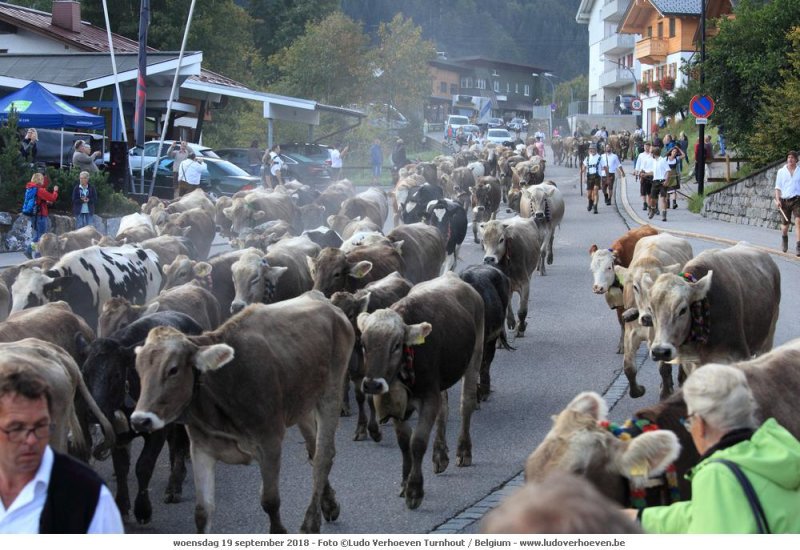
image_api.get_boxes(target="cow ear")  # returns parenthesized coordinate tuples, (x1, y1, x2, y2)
(405, 322, 432, 346)
(618, 430, 681, 487)
(356, 292, 370, 313)
(589, 244, 598, 255)
(264, 266, 288, 285)
(565, 391, 607, 420)
(194, 344, 235, 372)
(349, 260, 372, 279)
(664, 263, 682, 275)
(253, 210, 267, 221)
(356, 311, 371, 333)
(305, 256, 316, 276)
(193, 262, 212, 278)
(691, 270, 713, 301)
(613, 266, 628, 286)
(142, 301, 160, 316)
(391, 240, 404, 255)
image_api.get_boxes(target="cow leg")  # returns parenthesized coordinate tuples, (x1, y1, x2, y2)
(623, 325, 647, 398)
(506, 300, 516, 332)
(432, 390, 449, 474)
(538, 237, 548, 276)
(340, 376, 351, 417)
(477, 336, 499, 402)
(393, 418, 413, 498)
(614, 307, 625, 354)
(190, 442, 218, 534)
(457, 318, 482, 467)
(111, 442, 132, 518)
(515, 284, 530, 337)
(405, 392, 441, 509)
(658, 362, 675, 400)
(297, 412, 317, 460)
(301, 391, 342, 533)
(164, 424, 190, 503)
(546, 227, 555, 265)
(257, 436, 288, 534)
(133, 430, 167, 524)
(366, 394, 381, 443)
(472, 218, 480, 244)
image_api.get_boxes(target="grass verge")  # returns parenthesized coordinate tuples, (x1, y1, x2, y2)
(687, 182, 728, 213)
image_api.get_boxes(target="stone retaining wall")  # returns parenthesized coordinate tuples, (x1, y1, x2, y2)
(702, 159, 791, 229)
(0, 212, 122, 252)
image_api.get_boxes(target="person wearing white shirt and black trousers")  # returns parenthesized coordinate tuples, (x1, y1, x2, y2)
(774, 150, 800, 255)
(599, 144, 625, 206)
(582, 144, 602, 214)
(649, 146, 672, 222)
(634, 141, 654, 211)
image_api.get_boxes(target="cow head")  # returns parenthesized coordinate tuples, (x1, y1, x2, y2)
(308, 248, 372, 298)
(589, 246, 618, 295)
(162, 255, 210, 290)
(524, 392, 681, 506)
(479, 220, 511, 264)
(616, 263, 682, 327)
(297, 203, 326, 232)
(131, 326, 234, 432)
(524, 185, 555, 227)
(98, 297, 146, 338)
(10, 267, 56, 312)
(223, 196, 266, 236)
(330, 290, 370, 333)
(230, 251, 288, 314)
(647, 271, 713, 362)
(357, 309, 431, 395)
(82, 337, 140, 433)
(36, 233, 60, 259)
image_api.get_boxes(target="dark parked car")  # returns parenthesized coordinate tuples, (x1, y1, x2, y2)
(214, 147, 262, 175)
(279, 143, 332, 166)
(280, 151, 332, 188)
(487, 117, 505, 129)
(140, 156, 260, 199)
(614, 94, 639, 115)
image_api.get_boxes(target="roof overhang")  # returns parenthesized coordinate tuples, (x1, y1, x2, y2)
(576, 0, 596, 25)
(0, 75, 83, 97)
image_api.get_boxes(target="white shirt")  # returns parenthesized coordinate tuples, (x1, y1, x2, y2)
(775, 164, 800, 199)
(599, 152, 622, 175)
(635, 151, 654, 175)
(178, 158, 204, 186)
(329, 148, 343, 169)
(653, 156, 671, 181)
(270, 152, 284, 176)
(0, 447, 124, 533)
(583, 153, 601, 175)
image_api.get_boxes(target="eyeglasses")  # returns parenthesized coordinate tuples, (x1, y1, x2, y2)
(0, 423, 53, 443)
(679, 413, 697, 432)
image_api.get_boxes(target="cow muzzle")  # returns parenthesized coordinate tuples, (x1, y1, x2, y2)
(592, 284, 606, 294)
(483, 256, 497, 265)
(639, 313, 653, 327)
(650, 344, 675, 362)
(230, 300, 246, 315)
(130, 411, 165, 433)
(361, 377, 389, 395)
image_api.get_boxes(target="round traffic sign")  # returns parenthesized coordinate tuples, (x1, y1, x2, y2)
(631, 98, 643, 111)
(689, 95, 715, 118)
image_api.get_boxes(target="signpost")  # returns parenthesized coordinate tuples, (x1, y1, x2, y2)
(630, 98, 642, 112)
(690, 94, 715, 195)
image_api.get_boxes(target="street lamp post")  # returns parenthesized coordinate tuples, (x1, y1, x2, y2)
(533, 72, 556, 138)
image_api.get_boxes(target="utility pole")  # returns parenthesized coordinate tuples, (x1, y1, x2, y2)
(697, 0, 707, 195)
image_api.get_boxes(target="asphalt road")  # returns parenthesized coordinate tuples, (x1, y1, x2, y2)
(85, 157, 800, 535)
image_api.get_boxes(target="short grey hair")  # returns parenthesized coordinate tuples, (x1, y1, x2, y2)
(684, 364, 757, 433)
(79, 171, 90, 179)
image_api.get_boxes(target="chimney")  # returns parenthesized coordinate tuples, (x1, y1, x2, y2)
(51, 1, 81, 33)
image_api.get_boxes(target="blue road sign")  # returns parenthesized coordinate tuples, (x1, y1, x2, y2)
(689, 95, 715, 118)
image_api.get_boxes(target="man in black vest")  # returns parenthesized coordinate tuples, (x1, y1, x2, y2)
(0, 369, 123, 533)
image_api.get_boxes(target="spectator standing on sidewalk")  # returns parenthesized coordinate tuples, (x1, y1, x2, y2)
(774, 150, 800, 255)
(71, 171, 96, 229)
(168, 141, 193, 198)
(24, 173, 58, 259)
(370, 138, 383, 185)
(329, 143, 349, 181)
(665, 146, 685, 210)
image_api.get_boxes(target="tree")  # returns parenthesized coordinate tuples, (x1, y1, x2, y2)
(746, 27, 800, 166)
(702, 0, 800, 149)
(269, 12, 369, 107)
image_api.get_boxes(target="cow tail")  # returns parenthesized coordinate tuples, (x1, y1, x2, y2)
(75, 373, 117, 459)
(497, 329, 515, 351)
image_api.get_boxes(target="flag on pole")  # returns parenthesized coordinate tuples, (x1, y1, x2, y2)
(134, 0, 150, 148)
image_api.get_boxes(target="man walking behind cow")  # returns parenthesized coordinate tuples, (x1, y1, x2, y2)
(581, 143, 602, 214)
(634, 141, 654, 212)
(598, 143, 625, 206)
(0, 369, 123, 533)
(774, 150, 800, 255)
(649, 146, 671, 222)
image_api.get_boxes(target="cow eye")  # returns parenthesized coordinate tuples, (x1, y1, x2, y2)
(678, 306, 688, 316)
(167, 365, 179, 377)
(633, 284, 640, 294)
(498, 237, 505, 244)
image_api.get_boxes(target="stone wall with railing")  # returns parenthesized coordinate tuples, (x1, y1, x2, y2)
(702, 159, 787, 229)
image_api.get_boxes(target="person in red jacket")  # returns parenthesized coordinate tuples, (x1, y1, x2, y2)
(25, 172, 58, 259)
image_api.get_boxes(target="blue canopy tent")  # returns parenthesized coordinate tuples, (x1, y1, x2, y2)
(0, 81, 105, 166)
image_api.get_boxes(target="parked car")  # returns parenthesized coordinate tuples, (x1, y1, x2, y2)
(487, 117, 505, 129)
(214, 147, 262, 175)
(485, 128, 514, 145)
(614, 94, 639, 115)
(278, 143, 332, 166)
(15, 128, 105, 168)
(129, 140, 218, 172)
(280, 151, 332, 188)
(507, 118, 529, 133)
(139, 156, 259, 199)
(444, 114, 471, 139)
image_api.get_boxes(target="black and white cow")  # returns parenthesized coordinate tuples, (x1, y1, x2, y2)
(11, 246, 162, 330)
(400, 183, 444, 225)
(424, 198, 467, 272)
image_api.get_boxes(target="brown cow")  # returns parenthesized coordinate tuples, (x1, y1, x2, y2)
(326, 215, 381, 241)
(131, 292, 354, 533)
(37, 226, 104, 259)
(158, 207, 216, 260)
(223, 190, 296, 236)
(314, 181, 355, 221)
(479, 217, 542, 337)
(309, 242, 404, 298)
(139, 235, 199, 266)
(470, 176, 502, 244)
(214, 195, 233, 238)
(386, 223, 446, 283)
(589, 225, 660, 354)
(338, 187, 389, 229)
(331, 271, 413, 441)
(358, 273, 484, 509)
(524, 338, 800, 507)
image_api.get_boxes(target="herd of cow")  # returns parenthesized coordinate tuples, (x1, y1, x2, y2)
(1, 133, 793, 533)
(551, 130, 633, 168)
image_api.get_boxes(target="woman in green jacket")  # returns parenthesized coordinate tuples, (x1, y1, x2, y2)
(628, 363, 800, 533)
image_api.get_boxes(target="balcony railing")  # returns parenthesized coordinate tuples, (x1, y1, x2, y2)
(601, 0, 627, 22)
(635, 37, 669, 63)
(599, 33, 635, 56)
(599, 67, 635, 88)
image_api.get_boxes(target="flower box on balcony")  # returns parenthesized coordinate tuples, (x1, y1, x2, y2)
(649, 80, 662, 93)
(660, 76, 675, 91)
(638, 82, 650, 95)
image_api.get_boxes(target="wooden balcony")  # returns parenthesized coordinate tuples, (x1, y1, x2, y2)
(635, 37, 669, 65)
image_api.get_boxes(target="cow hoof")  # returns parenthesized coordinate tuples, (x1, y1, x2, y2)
(270, 523, 288, 534)
(321, 498, 341, 522)
(163, 490, 182, 504)
(629, 385, 646, 399)
(353, 426, 367, 441)
(456, 452, 472, 467)
(547, 255, 553, 265)
(473, 237, 480, 244)
(368, 426, 382, 442)
(134, 494, 152, 524)
(433, 453, 449, 474)
(659, 387, 674, 401)
(405, 490, 424, 510)
(477, 384, 490, 402)
(340, 404, 351, 417)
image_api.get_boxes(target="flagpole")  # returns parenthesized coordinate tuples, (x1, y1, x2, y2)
(134, 0, 150, 195)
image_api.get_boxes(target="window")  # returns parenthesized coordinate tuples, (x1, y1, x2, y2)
(461, 77, 473, 89)
(669, 18, 676, 38)
(647, 26, 652, 38)
(476, 78, 486, 90)
(515, 83, 519, 94)
(506, 82, 510, 93)
(440, 82, 447, 93)
(450, 83, 458, 94)
(493, 80, 500, 92)
(524, 84, 530, 97)
(657, 22, 663, 38)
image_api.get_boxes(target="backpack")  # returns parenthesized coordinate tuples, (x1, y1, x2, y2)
(22, 186, 39, 217)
